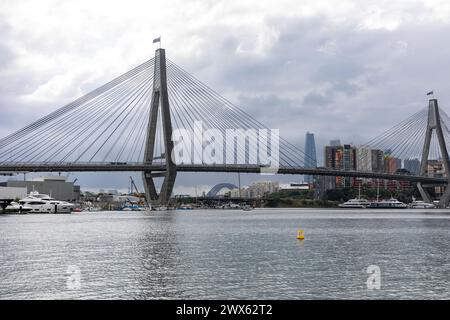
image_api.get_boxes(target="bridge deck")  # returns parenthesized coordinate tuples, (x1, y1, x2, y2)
(0, 163, 446, 184)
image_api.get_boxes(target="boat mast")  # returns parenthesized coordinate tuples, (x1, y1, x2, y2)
(376, 179, 380, 202)
(358, 183, 361, 199)
(238, 172, 241, 199)
(195, 185, 198, 205)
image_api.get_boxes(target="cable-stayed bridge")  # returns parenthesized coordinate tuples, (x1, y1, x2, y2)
(1, 48, 450, 206)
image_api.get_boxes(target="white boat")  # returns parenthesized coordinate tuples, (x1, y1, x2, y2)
(338, 198, 371, 208)
(87, 206, 102, 212)
(366, 182, 407, 209)
(177, 205, 194, 210)
(5, 201, 33, 214)
(120, 202, 148, 211)
(339, 184, 371, 208)
(152, 206, 168, 211)
(18, 190, 75, 214)
(408, 200, 435, 209)
(368, 197, 407, 209)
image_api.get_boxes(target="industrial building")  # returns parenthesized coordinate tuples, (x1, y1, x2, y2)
(0, 186, 27, 200)
(1, 176, 80, 201)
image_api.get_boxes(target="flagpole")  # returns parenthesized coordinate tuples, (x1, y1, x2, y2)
(152, 36, 162, 49)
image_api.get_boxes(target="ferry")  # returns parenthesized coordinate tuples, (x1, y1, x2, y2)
(338, 185, 371, 208)
(367, 197, 407, 209)
(338, 198, 371, 208)
(18, 190, 75, 214)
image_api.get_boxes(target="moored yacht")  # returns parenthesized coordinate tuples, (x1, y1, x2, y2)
(5, 202, 33, 214)
(338, 198, 371, 208)
(367, 197, 407, 209)
(408, 200, 435, 209)
(338, 185, 371, 208)
(120, 202, 147, 211)
(18, 190, 75, 214)
(367, 180, 408, 209)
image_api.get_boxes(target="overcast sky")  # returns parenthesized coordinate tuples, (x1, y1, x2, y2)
(1, 0, 450, 194)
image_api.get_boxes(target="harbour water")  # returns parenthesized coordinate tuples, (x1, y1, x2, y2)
(1, 208, 450, 299)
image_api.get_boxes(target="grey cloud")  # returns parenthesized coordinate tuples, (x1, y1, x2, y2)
(0, 43, 14, 68)
(2, 2, 450, 190)
(303, 91, 334, 107)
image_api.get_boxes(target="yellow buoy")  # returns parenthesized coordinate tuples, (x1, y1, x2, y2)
(297, 229, 305, 240)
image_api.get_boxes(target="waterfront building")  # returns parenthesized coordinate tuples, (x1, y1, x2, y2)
(304, 132, 317, 184)
(342, 144, 356, 187)
(325, 144, 344, 187)
(98, 194, 114, 203)
(356, 145, 372, 172)
(229, 188, 241, 198)
(384, 155, 402, 174)
(324, 145, 343, 169)
(313, 173, 336, 199)
(404, 158, 421, 175)
(229, 181, 279, 199)
(0, 186, 27, 200)
(427, 160, 445, 178)
(81, 191, 98, 202)
(342, 145, 356, 171)
(354, 146, 384, 173)
(371, 149, 385, 173)
(324, 144, 356, 187)
(248, 181, 280, 198)
(384, 180, 411, 192)
(3, 176, 80, 201)
(279, 183, 310, 191)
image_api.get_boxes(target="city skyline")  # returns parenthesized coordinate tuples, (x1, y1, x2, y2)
(2, 0, 450, 194)
(0, 132, 441, 196)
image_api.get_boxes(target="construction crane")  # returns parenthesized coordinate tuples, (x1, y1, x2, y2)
(129, 176, 148, 207)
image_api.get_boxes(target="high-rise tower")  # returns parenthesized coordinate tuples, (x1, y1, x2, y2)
(304, 132, 317, 184)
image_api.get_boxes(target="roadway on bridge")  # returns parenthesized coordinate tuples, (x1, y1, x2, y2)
(0, 163, 445, 184)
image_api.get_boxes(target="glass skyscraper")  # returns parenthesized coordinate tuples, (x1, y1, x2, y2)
(304, 132, 317, 184)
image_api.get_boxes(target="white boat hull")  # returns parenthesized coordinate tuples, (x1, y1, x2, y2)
(18, 190, 74, 214)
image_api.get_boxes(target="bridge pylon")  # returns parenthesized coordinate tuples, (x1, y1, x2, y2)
(417, 99, 450, 207)
(142, 48, 177, 206)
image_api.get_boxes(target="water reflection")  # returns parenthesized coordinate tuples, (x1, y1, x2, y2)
(134, 212, 185, 299)
(1, 209, 450, 299)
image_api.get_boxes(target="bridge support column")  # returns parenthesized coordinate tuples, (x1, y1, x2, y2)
(417, 182, 432, 203)
(142, 48, 177, 206)
(417, 99, 450, 208)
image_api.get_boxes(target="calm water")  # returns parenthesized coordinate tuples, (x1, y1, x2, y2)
(1, 208, 450, 300)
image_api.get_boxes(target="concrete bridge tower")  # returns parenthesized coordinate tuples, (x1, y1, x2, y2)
(417, 99, 450, 207)
(142, 48, 177, 206)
